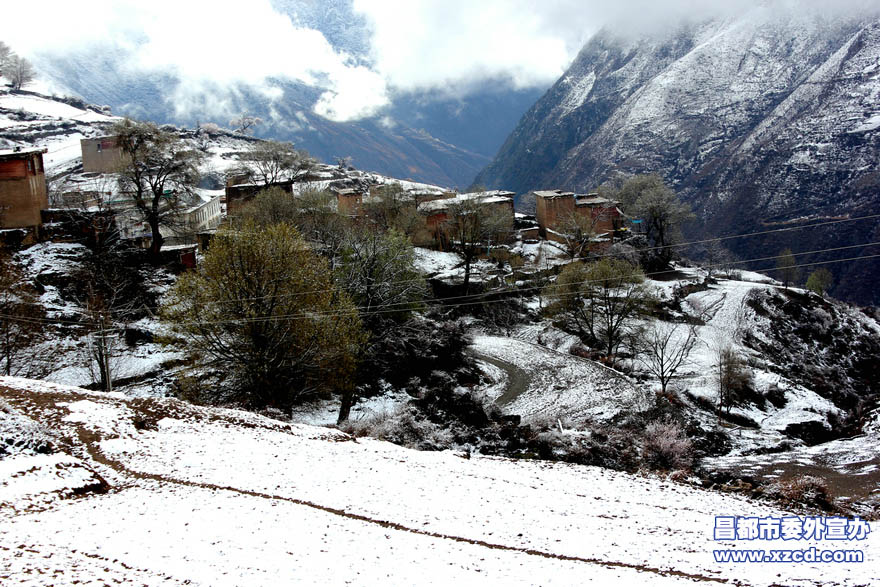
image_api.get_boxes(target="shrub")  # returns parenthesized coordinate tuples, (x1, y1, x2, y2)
(771, 475, 834, 511)
(340, 406, 454, 451)
(642, 420, 693, 471)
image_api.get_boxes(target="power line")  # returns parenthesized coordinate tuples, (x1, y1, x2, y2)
(158, 248, 880, 328)
(4, 215, 879, 323)
(115, 211, 880, 310)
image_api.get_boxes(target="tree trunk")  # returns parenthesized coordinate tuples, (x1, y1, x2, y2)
(148, 215, 164, 261)
(337, 388, 355, 424)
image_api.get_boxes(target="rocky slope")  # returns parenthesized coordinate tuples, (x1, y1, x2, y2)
(476, 6, 880, 304)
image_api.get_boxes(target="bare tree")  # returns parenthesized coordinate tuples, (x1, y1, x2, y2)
(229, 112, 263, 135)
(444, 198, 513, 293)
(75, 254, 144, 392)
(112, 119, 204, 259)
(0, 255, 42, 376)
(4, 54, 35, 91)
(0, 41, 12, 70)
(555, 209, 598, 259)
(636, 320, 698, 394)
(237, 140, 315, 188)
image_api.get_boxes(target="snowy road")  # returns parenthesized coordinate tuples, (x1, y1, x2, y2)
(471, 335, 650, 424)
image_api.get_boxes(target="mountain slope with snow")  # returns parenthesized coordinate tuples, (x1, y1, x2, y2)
(476, 6, 880, 304)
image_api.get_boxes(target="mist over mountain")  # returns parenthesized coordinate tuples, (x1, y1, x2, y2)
(23, 0, 543, 188)
(476, 5, 880, 305)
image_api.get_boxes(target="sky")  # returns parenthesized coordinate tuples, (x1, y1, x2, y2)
(0, 0, 877, 123)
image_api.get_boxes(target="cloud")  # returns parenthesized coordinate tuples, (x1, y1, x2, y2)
(352, 0, 596, 94)
(352, 0, 880, 95)
(2, 0, 877, 122)
(0, 0, 389, 122)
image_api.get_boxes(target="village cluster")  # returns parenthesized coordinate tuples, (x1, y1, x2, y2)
(0, 132, 631, 261)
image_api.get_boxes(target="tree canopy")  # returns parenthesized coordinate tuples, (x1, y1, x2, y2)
(614, 174, 693, 268)
(112, 119, 204, 258)
(162, 221, 365, 413)
(546, 258, 654, 358)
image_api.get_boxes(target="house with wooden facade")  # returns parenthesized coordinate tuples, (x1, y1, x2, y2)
(531, 189, 622, 243)
(0, 147, 48, 232)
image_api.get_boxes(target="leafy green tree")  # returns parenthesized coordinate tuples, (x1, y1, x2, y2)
(241, 186, 351, 269)
(805, 267, 833, 297)
(162, 221, 365, 417)
(616, 174, 694, 268)
(776, 248, 799, 289)
(363, 183, 422, 235)
(546, 258, 653, 358)
(113, 118, 205, 259)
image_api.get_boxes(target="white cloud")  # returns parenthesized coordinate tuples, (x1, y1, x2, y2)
(352, 0, 596, 94)
(1, 0, 877, 122)
(0, 0, 390, 122)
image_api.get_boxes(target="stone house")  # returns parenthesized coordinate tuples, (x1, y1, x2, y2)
(80, 136, 129, 173)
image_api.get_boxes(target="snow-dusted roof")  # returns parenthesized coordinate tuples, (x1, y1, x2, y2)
(531, 189, 574, 199)
(575, 194, 619, 206)
(0, 147, 48, 159)
(417, 191, 514, 214)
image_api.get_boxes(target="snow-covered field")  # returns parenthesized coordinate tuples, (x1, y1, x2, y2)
(2, 377, 876, 586)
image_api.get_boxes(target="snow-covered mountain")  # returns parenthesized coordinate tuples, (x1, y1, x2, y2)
(476, 6, 880, 305)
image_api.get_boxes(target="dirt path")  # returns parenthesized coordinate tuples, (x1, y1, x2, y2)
(471, 351, 531, 406)
(0, 385, 730, 585)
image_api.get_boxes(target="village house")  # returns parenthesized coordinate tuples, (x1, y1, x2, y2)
(56, 172, 221, 247)
(531, 189, 623, 243)
(0, 147, 49, 236)
(332, 187, 366, 217)
(417, 190, 516, 246)
(80, 136, 129, 174)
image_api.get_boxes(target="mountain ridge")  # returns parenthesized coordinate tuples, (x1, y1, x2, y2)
(475, 8, 880, 304)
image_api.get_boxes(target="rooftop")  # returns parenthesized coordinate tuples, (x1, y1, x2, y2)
(418, 191, 514, 213)
(532, 189, 575, 199)
(0, 147, 48, 159)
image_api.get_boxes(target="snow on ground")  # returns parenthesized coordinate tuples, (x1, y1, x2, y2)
(0, 94, 110, 123)
(290, 387, 413, 427)
(471, 335, 649, 425)
(413, 247, 500, 284)
(2, 377, 876, 586)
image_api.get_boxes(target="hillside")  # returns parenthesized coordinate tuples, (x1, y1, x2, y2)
(2, 377, 877, 586)
(475, 6, 880, 305)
